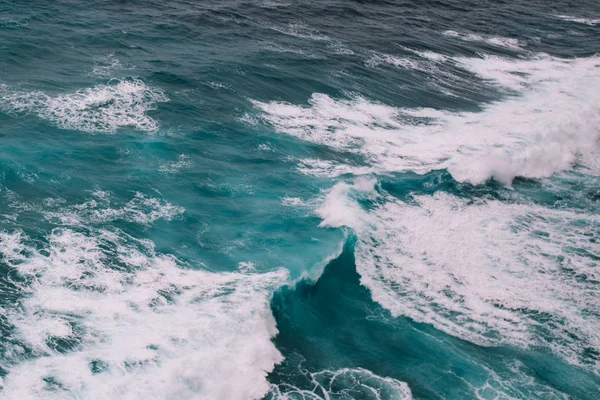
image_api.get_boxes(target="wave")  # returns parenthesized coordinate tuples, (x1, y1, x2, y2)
(0, 78, 168, 133)
(252, 54, 600, 185)
(0, 228, 287, 399)
(443, 30, 524, 50)
(159, 154, 193, 175)
(267, 232, 594, 398)
(317, 179, 600, 374)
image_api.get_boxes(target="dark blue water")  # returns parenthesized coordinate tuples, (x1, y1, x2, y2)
(0, 0, 599, 398)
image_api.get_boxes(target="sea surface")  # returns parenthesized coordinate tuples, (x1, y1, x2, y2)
(0, 0, 599, 399)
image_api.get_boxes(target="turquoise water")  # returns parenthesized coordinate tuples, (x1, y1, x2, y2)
(0, 0, 599, 398)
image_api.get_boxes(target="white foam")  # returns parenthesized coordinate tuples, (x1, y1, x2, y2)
(443, 30, 524, 50)
(266, 22, 330, 42)
(297, 159, 376, 178)
(328, 42, 354, 56)
(366, 54, 423, 71)
(0, 228, 288, 399)
(319, 183, 600, 373)
(43, 192, 184, 226)
(159, 154, 192, 174)
(263, 43, 313, 56)
(0, 78, 168, 133)
(555, 15, 600, 26)
(91, 54, 134, 78)
(269, 367, 412, 400)
(281, 196, 310, 207)
(253, 55, 600, 185)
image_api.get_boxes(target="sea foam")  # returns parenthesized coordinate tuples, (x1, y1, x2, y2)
(0, 228, 287, 399)
(269, 367, 412, 400)
(0, 78, 168, 133)
(42, 191, 184, 226)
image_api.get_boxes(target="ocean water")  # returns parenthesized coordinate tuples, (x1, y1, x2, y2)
(0, 0, 599, 398)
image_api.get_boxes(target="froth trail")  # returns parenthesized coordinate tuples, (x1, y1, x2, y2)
(253, 54, 600, 185)
(0, 228, 287, 399)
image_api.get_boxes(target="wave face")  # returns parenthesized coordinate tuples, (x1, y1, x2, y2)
(1, 0, 599, 399)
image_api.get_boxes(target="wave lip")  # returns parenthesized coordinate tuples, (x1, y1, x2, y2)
(0, 78, 168, 133)
(0, 228, 288, 400)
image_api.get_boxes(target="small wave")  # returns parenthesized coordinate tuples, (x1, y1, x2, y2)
(0, 228, 288, 399)
(91, 54, 135, 78)
(266, 22, 330, 42)
(263, 43, 313, 56)
(159, 154, 192, 175)
(281, 196, 310, 207)
(365, 53, 426, 71)
(555, 15, 600, 26)
(327, 41, 354, 56)
(443, 30, 524, 50)
(0, 78, 168, 133)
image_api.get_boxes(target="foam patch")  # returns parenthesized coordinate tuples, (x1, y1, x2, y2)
(0, 78, 168, 133)
(0, 228, 287, 399)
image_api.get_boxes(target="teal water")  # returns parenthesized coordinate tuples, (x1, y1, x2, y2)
(0, 1, 599, 399)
